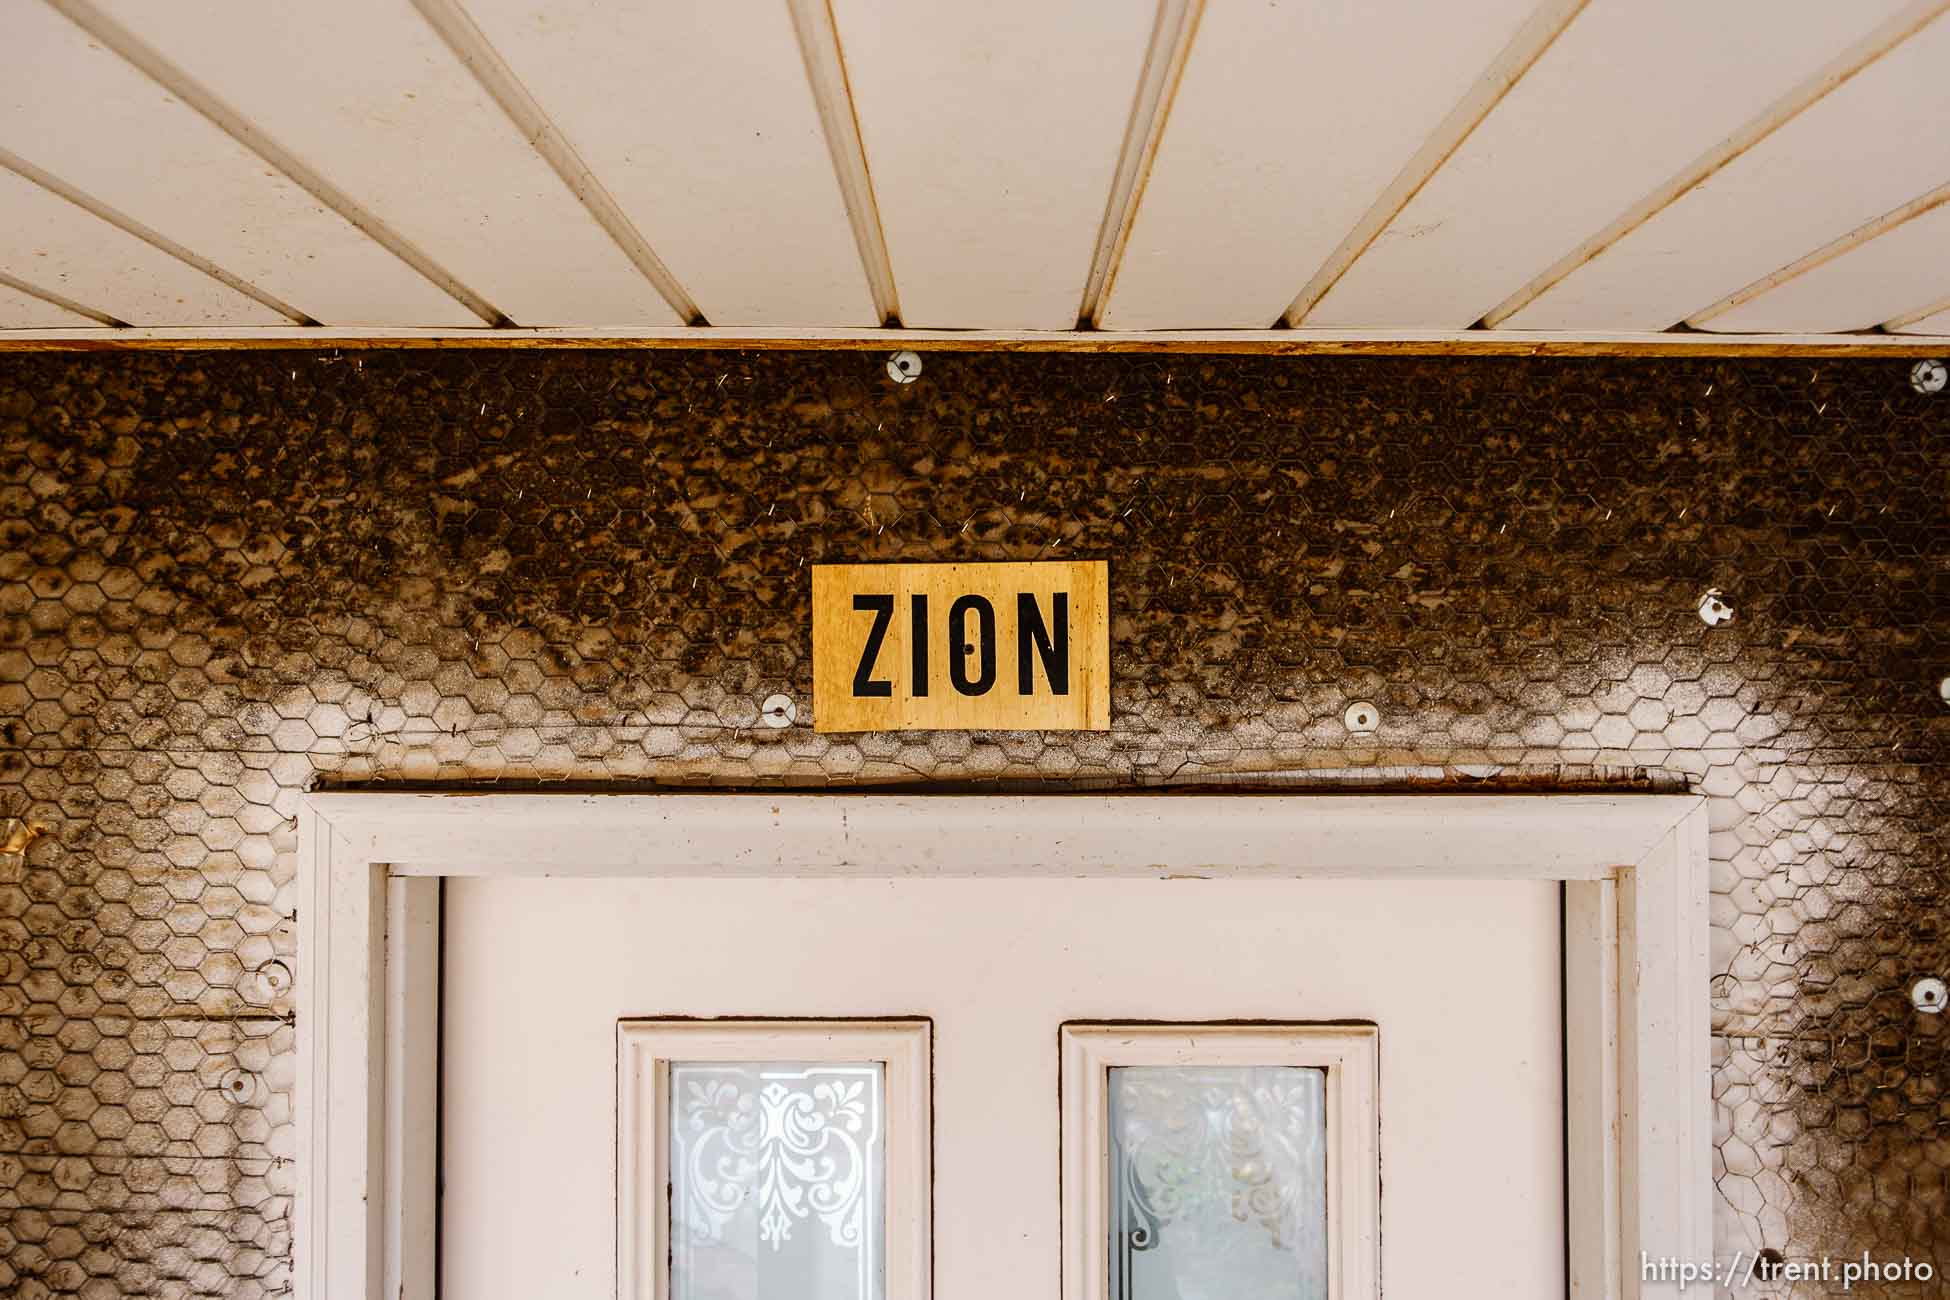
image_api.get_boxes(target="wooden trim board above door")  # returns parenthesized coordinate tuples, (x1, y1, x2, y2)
(297, 791, 1710, 1300)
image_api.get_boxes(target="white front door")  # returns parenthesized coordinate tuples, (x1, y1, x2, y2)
(439, 874, 1564, 1299)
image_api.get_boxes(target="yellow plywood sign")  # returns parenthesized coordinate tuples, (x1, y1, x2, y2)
(811, 561, 1109, 732)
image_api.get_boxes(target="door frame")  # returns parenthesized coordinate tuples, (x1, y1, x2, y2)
(295, 791, 1711, 1300)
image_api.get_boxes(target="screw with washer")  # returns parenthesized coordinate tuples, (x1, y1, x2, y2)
(1697, 589, 1734, 627)
(246, 960, 293, 1005)
(760, 694, 797, 728)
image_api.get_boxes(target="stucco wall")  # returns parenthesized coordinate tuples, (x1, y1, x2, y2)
(1, 349, 1944, 1296)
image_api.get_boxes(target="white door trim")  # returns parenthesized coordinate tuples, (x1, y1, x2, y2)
(295, 791, 1711, 1299)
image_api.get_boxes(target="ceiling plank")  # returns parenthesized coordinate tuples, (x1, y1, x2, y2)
(454, 0, 876, 327)
(1099, 0, 1542, 330)
(0, 144, 306, 322)
(1303, 0, 1918, 330)
(1891, 305, 1950, 335)
(825, 0, 1157, 329)
(0, 165, 280, 325)
(1502, 8, 1950, 331)
(1076, 0, 1200, 327)
(0, 276, 105, 328)
(3, 1, 476, 328)
(88, 0, 683, 327)
(408, 0, 698, 324)
(1694, 185, 1950, 332)
(786, 0, 897, 325)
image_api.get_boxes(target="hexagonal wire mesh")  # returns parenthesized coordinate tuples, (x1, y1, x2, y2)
(0, 349, 1945, 1296)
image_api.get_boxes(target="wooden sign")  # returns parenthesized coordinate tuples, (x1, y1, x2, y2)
(811, 561, 1109, 732)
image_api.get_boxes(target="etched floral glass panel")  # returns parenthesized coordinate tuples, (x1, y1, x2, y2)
(669, 1061, 885, 1300)
(1108, 1065, 1328, 1300)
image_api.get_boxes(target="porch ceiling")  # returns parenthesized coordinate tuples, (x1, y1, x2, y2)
(3, 0, 1949, 347)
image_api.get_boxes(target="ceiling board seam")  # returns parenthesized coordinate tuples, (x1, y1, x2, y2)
(0, 145, 313, 324)
(787, 0, 900, 327)
(1079, 0, 1204, 328)
(1282, 0, 1590, 327)
(45, 0, 507, 328)
(0, 269, 125, 327)
(1688, 177, 1950, 327)
(1482, 0, 1950, 330)
(408, 0, 703, 326)
(1885, 289, 1950, 331)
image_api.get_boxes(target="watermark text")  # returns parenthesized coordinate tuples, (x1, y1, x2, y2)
(1642, 1250, 1935, 1291)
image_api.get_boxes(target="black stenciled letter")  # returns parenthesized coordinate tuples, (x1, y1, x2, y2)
(909, 594, 930, 697)
(948, 594, 997, 696)
(851, 594, 894, 697)
(1017, 592, 1070, 695)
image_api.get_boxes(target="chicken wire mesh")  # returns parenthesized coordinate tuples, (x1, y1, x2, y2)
(0, 348, 1945, 1296)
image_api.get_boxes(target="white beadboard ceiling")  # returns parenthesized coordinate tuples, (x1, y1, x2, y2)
(3, 0, 1948, 346)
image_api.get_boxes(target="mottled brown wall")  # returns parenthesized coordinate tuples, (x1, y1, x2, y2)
(1, 349, 1945, 1297)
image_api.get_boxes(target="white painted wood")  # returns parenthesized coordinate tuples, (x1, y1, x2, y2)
(1490, 0, 1949, 329)
(1283, 0, 1592, 327)
(298, 792, 1710, 1300)
(406, 0, 699, 324)
(1075, 0, 1198, 326)
(1304, 0, 1914, 329)
(15, 0, 1950, 338)
(1892, 305, 1950, 334)
(1060, 1025, 1380, 1300)
(293, 812, 326, 1300)
(296, 816, 388, 1300)
(1096, 0, 1541, 329)
(824, 0, 1156, 328)
(308, 791, 1696, 879)
(616, 1021, 931, 1300)
(1076, 0, 1193, 325)
(1, 2, 473, 327)
(0, 144, 307, 322)
(1619, 809, 1713, 1298)
(455, 0, 876, 327)
(382, 877, 439, 1300)
(3, 324, 1948, 350)
(1505, 7, 1950, 332)
(91, 0, 684, 327)
(340, 834, 388, 1300)
(448, 876, 1557, 1300)
(1566, 879, 1622, 1300)
(0, 280, 98, 328)
(46, 0, 495, 325)
(1699, 189, 1950, 332)
(1884, 288, 1950, 331)
(785, 0, 897, 323)
(0, 164, 279, 325)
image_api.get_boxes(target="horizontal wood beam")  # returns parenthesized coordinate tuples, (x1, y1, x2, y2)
(2, 325, 1943, 356)
(307, 791, 1702, 879)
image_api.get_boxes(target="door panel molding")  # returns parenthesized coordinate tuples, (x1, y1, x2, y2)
(1060, 1023, 1381, 1300)
(616, 1019, 931, 1300)
(296, 791, 1710, 1299)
